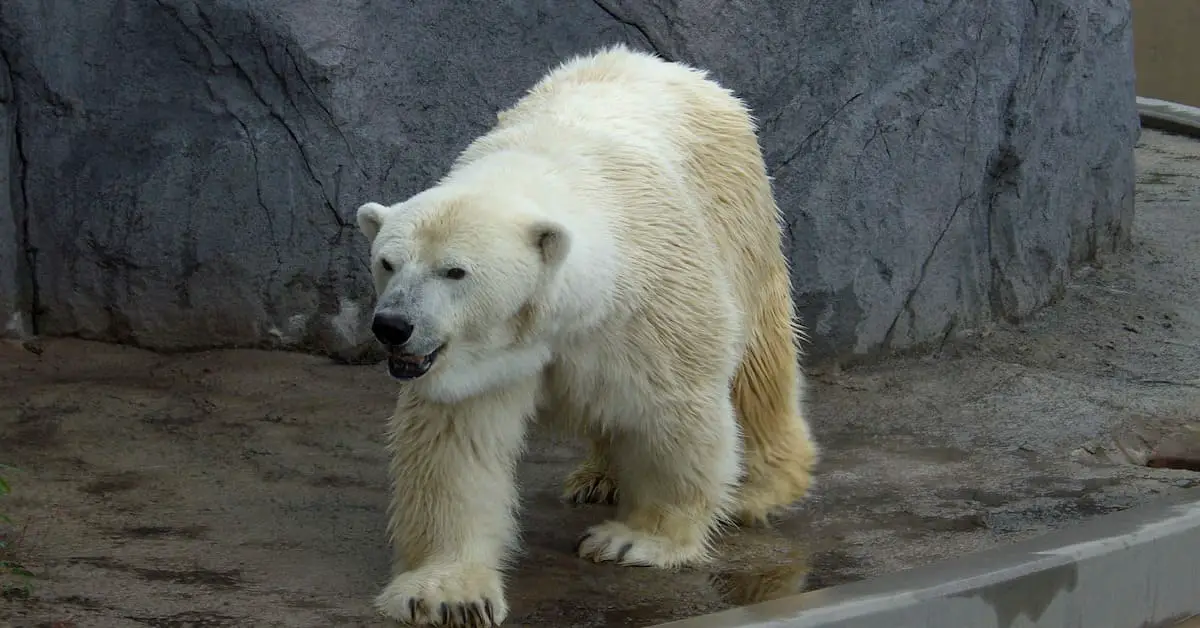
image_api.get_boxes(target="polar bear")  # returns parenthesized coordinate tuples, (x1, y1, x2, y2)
(355, 44, 818, 626)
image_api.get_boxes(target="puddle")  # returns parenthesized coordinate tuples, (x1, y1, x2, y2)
(708, 559, 811, 607)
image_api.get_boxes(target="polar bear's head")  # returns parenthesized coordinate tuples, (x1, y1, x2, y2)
(356, 191, 570, 382)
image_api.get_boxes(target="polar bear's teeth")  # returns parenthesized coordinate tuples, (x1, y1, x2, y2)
(389, 347, 423, 365)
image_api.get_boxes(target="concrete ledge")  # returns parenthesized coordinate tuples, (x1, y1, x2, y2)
(1138, 96, 1200, 139)
(654, 489, 1200, 628)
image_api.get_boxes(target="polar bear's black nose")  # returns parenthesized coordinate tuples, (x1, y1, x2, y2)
(371, 312, 414, 346)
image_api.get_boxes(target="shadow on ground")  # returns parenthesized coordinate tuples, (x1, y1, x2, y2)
(1, 129, 1198, 627)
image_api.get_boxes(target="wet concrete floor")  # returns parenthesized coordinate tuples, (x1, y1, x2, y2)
(1, 129, 1198, 627)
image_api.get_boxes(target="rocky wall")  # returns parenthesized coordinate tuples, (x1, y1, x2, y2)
(0, 0, 1137, 362)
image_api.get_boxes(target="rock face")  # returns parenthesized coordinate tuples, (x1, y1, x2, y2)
(0, 49, 27, 338)
(0, 0, 1137, 363)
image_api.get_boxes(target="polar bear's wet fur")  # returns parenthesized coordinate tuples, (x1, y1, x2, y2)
(356, 44, 818, 625)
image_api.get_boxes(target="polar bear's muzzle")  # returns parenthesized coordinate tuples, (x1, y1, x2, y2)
(386, 344, 443, 380)
(371, 310, 443, 381)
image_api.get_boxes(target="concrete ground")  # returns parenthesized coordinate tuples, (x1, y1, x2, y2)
(1, 128, 1198, 628)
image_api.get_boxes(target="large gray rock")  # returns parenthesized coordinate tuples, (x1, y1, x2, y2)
(0, 0, 1136, 363)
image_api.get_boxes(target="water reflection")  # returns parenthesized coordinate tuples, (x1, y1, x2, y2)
(707, 546, 812, 606)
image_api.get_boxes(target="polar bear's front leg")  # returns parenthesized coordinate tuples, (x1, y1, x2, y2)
(576, 395, 741, 568)
(375, 387, 535, 626)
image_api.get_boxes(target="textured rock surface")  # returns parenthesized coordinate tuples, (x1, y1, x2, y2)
(0, 48, 27, 338)
(0, 0, 1137, 362)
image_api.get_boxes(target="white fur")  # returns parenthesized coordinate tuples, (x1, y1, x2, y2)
(357, 44, 818, 626)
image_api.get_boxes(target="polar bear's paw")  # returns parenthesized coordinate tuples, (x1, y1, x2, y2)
(562, 466, 619, 505)
(374, 563, 506, 627)
(575, 520, 708, 568)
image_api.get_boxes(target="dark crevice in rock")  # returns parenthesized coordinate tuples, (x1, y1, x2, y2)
(977, 1, 1032, 325)
(770, 92, 864, 178)
(228, 108, 286, 298)
(15, 115, 36, 336)
(882, 1, 1000, 352)
(984, 134, 1023, 323)
(153, 0, 367, 345)
(881, 190, 976, 351)
(589, 0, 674, 62)
(155, 0, 348, 232)
(277, 43, 365, 180)
(247, 34, 356, 234)
(0, 45, 39, 335)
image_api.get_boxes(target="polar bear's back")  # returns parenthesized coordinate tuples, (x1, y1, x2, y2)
(492, 45, 788, 320)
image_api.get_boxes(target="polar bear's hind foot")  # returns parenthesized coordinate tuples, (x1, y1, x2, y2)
(562, 465, 620, 505)
(733, 436, 818, 526)
(561, 442, 619, 505)
(575, 516, 715, 568)
(563, 445, 817, 525)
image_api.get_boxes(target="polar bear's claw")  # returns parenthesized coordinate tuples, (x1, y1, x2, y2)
(616, 542, 634, 563)
(562, 466, 620, 505)
(375, 564, 505, 627)
(575, 520, 705, 568)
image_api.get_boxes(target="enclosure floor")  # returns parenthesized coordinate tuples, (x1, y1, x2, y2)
(3, 129, 1199, 628)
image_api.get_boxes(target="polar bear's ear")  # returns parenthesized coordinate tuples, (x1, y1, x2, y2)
(531, 221, 570, 266)
(356, 202, 389, 243)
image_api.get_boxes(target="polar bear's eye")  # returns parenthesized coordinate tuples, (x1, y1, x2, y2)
(380, 259, 394, 273)
(443, 267, 468, 280)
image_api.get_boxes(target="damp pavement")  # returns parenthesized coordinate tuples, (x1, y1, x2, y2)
(1, 128, 1198, 627)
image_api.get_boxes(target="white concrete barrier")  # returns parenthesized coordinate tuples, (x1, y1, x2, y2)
(655, 489, 1200, 628)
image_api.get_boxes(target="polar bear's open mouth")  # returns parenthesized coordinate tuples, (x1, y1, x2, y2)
(386, 345, 443, 380)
